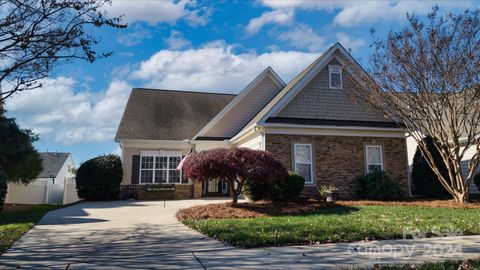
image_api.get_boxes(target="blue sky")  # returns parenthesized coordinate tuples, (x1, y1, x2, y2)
(3, 0, 476, 166)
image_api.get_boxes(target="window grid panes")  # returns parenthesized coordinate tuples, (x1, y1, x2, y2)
(328, 65, 343, 89)
(294, 144, 313, 183)
(140, 155, 184, 184)
(366, 145, 383, 173)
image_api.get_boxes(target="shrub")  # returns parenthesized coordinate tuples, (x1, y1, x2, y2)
(474, 172, 480, 192)
(357, 170, 405, 200)
(183, 148, 287, 204)
(243, 172, 305, 202)
(411, 136, 450, 198)
(0, 168, 7, 212)
(243, 178, 269, 201)
(76, 154, 123, 200)
(270, 172, 305, 202)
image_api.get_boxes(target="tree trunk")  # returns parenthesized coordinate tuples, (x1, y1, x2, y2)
(229, 179, 238, 204)
(232, 193, 238, 204)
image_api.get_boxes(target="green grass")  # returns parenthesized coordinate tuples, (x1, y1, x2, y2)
(363, 259, 480, 270)
(183, 205, 480, 248)
(0, 205, 62, 253)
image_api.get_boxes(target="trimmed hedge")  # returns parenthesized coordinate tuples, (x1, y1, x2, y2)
(411, 136, 450, 198)
(243, 178, 270, 202)
(76, 154, 123, 200)
(0, 168, 6, 212)
(270, 172, 305, 202)
(357, 170, 405, 200)
(243, 172, 305, 202)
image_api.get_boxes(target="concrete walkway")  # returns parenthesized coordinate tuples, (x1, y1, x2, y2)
(1, 199, 479, 269)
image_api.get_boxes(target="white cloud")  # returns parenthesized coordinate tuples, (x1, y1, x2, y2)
(5, 77, 131, 145)
(278, 24, 326, 52)
(258, 0, 475, 27)
(165, 30, 192, 50)
(116, 27, 152, 47)
(108, 0, 210, 26)
(130, 41, 318, 92)
(246, 9, 294, 34)
(6, 43, 320, 145)
(335, 32, 365, 53)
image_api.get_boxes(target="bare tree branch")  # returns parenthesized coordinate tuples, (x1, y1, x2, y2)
(0, 0, 127, 101)
(346, 6, 480, 203)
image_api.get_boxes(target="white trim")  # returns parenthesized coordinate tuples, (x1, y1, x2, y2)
(365, 145, 384, 174)
(328, 65, 343, 89)
(293, 143, 314, 184)
(229, 124, 257, 143)
(139, 152, 184, 184)
(193, 67, 285, 139)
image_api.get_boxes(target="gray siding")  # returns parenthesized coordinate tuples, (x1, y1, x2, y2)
(203, 74, 282, 137)
(277, 59, 390, 122)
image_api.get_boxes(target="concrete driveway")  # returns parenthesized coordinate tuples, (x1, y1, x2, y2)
(1, 199, 480, 269)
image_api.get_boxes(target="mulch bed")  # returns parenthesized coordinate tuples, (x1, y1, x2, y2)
(177, 199, 480, 221)
(176, 199, 328, 221)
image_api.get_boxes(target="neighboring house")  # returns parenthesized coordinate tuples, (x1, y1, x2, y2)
(5, 152, 80, 204)
(115, 43, 409, 200)
(406, 136, 480, 194)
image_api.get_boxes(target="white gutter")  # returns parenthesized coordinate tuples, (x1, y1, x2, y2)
(229, 124, 258, 143)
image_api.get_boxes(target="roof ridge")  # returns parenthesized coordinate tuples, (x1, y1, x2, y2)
(133, 88, 236, 96)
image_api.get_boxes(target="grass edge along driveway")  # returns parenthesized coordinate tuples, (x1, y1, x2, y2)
(182, 205, 480, 248)
(0, 204, 62, 254)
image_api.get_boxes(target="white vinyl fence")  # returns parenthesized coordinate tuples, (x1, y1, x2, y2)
(5, 178, 80, 205)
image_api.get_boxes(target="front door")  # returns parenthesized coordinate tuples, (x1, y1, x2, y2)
(202, 179, 229, 197)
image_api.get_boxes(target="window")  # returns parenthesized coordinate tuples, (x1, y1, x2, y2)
(140, 152, 185, 184)
(294, 144, 313, 183)
(328, 65, 343, 89)
(365, 145, 384, 173)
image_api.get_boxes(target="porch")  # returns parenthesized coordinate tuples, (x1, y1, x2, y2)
(121, 179, 229, 200)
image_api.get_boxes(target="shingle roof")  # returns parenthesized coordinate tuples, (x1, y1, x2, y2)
(115, 88, 236, 141)
(38, 152, 70, 178)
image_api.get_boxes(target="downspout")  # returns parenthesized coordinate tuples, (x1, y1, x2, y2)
(253, 125, 265, 150)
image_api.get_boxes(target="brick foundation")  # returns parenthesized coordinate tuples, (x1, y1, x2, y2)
(265, 134, 409, 199)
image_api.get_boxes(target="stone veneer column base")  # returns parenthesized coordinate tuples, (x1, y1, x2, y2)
(193, 182, 203, 198)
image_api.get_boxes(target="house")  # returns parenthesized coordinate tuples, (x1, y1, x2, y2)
(115, 43, 409, 200)
(5, 152, 80, 204)
(406, 136, 480, 195)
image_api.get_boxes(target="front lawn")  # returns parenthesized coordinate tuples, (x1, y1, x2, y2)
(366, 259, 480, 270)
(182, 204, 480, 248)
(0, 204, 61, 254)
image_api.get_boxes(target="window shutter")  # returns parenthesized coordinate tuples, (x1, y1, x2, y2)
(131, 155, 140, 184)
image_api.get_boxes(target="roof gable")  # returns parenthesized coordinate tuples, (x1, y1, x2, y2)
(239, 43, 393, 132)
(115, 89, 235, 141)
(276, 58, 389, 122)
(194, 67, 285, 139)
(38, 152, 70, 178)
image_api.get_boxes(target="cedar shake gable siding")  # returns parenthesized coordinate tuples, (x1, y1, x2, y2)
(277, 59, 390, 123)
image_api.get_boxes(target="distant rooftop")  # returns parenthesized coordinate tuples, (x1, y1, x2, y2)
(115, 88, 236, 141)
(38, 152, 70, 178)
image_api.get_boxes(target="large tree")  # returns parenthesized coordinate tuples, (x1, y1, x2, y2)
(347, 7, 480, 202)
(0, 0, 126, 100)
(0, 110, 43, 184)
(182, 148, 288, 204)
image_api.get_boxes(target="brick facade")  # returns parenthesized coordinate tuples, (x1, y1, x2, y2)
(265, 134, 409, 199)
